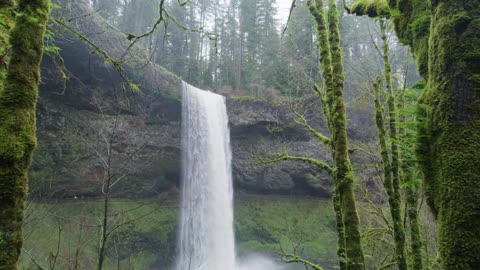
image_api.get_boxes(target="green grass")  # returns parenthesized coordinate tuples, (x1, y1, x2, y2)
(235, 195, 337, 267)
(21, 200, 177, 270)
(20, 196, 337, 269)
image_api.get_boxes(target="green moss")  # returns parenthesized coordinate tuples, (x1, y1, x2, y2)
(327, 1, 365, 269)
(0, 0, 50, 268)
(20, 197, 338, 269)
(307, 0, 333, 128)
(20, 200, 178, 269)
(414, 1, 480, 269)
(307, 1, 366, 269)
(0, 0, 15, 84)
(373, 74, 407, 270)
(235, 197, 336, 262)
(379, 19, 408, 270)
(350, 0, 480, 268)
(389, 0, 429, 77)
(350, 0, 390, 17)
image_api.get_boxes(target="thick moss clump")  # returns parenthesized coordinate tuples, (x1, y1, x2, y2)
(0, 0, 15, 82)
(415, 2, 480, 268)
(350, 0, 480, 268)
(349, 0, 431, 78)
(0, 0, 50, 268)
(350, 0, 390, 17)
(391, 0, 430, 78)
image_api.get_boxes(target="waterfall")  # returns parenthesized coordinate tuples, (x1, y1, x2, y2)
(177, 82, 236, 270)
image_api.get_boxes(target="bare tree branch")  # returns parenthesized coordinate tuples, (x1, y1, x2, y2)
(252, 148, 333, 175)
(282, 0, 297, 37)
(277, 250, 324, 270)
(291, 107, 331, 146)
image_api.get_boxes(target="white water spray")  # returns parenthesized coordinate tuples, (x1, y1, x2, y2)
(177, 82, 236, 270)
(177, 82, 287, 270)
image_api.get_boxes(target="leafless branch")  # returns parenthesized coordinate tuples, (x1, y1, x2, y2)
(282, 0, 297, 37)
(291, 106, 331, 146)
(22, 248, 47, 270)
(252, 147, 333, 175)
(277, 250, 324, 270)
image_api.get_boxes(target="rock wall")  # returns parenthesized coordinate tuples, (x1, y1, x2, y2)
(34, 53, 336, 198)
(31, 0, 378, 200)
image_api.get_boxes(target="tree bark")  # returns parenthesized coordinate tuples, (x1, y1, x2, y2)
(414, 1, 480, 268)
(0, 0, 50, 268)
(379, 19, 407, 270)
(307, 0, 365, 269)
(349, 0, 480, 268)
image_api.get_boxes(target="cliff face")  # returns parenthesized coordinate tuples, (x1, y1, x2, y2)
(227, 99, 334, 197)
(34, 50, 335, 198)
(31, 0, 376, 199)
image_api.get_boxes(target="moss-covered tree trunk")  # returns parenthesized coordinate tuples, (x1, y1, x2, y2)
(307, 1, 347, 269)
(414, 1, 480, 268)
(379, 19, 407, 270)
(349, 0, 480, 268)
(372, 76, 408, 270)
(0, 0, 50, 268)
(0, 0, 15, 84)
(398, 82, 424, 270)
(388, 0, 480, 268)
(307, 0, 365, 269)
(404, 171, 422, 270)
(327, 1, 365, 269)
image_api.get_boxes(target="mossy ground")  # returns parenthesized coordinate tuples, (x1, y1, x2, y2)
(20, 200, 178, 270)
(235, 195, 337, 267)
(20, 196, 337, 269)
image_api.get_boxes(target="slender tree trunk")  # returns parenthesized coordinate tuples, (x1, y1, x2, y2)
(236, 6, 244, 92)
(333, 192, 347, 270)
(308, 1, 365, 269)
(398, 79, 423, 270)
(0, 0, 50, 268)
(379, 19, 407, 270)
(405, 171, 423, 270)
(97, 116, 118, 270)
(307, 1, 344, 269)
(373, 77, 408, 270)
(97, 185, 110, 270)
(327, 1, 364, 268)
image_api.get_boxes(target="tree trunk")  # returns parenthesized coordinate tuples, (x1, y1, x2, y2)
(398, 78, 424, 270)
(405, 171, 423, 270)
(379, 19, 407, 270)
(373, 76, 408, 270)
(0, 0, 50, 268)
(0, 0, 15, 83)
(327, 1, 365, 268)
(308, 0, 365, 269)
(414, 1, 480, 268)
(349, 0, 480, 267)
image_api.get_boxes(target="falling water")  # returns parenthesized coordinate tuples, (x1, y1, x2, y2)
(177, 82, 236, 270)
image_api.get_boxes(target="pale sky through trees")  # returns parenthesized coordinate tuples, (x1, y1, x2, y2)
(276, 0, 292, 25)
